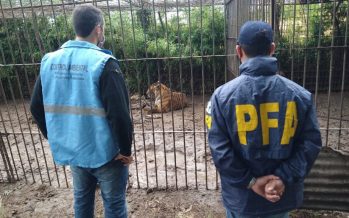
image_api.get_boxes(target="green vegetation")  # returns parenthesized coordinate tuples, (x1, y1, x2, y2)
(0, 7, 226, 95)
(0, 1, 348, 98)
(276, 1, 349, 91)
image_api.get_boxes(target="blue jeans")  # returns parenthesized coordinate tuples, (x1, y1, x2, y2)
(71, 159, 129, 218)
(226, 209, 289, 218)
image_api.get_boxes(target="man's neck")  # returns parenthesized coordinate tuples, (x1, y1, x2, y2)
(75, 36, 97, 45)
(240, 55, 273, 64)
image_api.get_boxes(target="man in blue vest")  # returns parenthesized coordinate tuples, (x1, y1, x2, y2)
(30, 5, 133, 218)
(206, 21, 322, 217)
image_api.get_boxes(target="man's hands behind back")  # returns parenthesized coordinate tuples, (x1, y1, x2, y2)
(251, 175, 285, 203)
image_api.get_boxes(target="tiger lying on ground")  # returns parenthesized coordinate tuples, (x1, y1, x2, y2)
(144, 81, 188, 113)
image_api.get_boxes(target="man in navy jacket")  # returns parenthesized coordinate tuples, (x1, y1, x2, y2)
(206, 21, 322, 217)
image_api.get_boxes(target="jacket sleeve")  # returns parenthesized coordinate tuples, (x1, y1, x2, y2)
(30, 76, 48, 139)
(207, 94, 253, 189)
(99, 59, 133, 156)
(274, 102, 322, 185)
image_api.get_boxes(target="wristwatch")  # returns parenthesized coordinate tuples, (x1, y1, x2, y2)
(247, 177, 257, 189)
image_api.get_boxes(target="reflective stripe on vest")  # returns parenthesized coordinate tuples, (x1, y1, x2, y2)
(44, 105, 106, 117)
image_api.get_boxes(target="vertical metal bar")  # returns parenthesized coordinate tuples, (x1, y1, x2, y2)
(175, 0, 188, 189)
(18, 0, 35, 65)
(290, 0, 296, 81)
(254, 0, 257, 20)
(28, 2, 44, 56)
(149, 0, 161, 190)
(325, 0, 337, 147)
(128, 0, 149, 189)
(39, 0, 53, 53)
(302, 1, 310, 88)
(146, 69, 159, 189)
(6, 0, 45, 184)
(49, 0, 62, 46)
(32, 77, 52, 186)
(262, 0, 265, 21)
(0, 0, 35, 183)
(0, 130, 15, 182)
(224, 0, 228, 83)
(50, 0, 67, 187)
(280, 0, 285, 38)
(62, 165, 69, 188)
(13, 0, 60, 186)
(212, 2, 216, 90)
(187, 0, 198, 190)
(105, 0, 116, 54)
(337, 0, 349, 150)
(30, 65, 52, 184)
(0, 79, 27, 182)
(16, 0, 46, 184)
(162, 0, 178, 190)
(116, 0, 140, 189)
(53, 162, 61, 187)
(211, 0, 218, 191)
(7, 77, 37, 182)
(222, 0, 229, 190)
(199, 0, 208, 190)
(256, 0, 259, 19)
(315, 1, 324, 107)
(30, 0, 54, 184)
(0, 169, 4, 182)
(158, 61, 168, 189)
(272, 0, 275, 30)
(151, 0, 168, 189)
(142, 9, 157, 192)
(0, 97, 19, 181)
(139, 0, 159, 189)
(0, 46, 19, 181)
(59, 0, 72, 39)
(249, 0, 252, 20)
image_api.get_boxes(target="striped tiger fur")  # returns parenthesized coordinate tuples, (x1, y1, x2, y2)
(145, 81, 188, 113)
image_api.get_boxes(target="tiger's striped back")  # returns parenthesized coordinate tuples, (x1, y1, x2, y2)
(146, 82, 188, 113)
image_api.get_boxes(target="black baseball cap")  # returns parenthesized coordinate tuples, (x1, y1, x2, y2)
(238, 21, 273, 46)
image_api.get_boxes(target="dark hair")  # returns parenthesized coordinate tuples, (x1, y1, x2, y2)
(240, 43, 272, 57)
(72, 5, 104, 37)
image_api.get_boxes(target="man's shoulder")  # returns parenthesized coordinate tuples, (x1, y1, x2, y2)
(41, 47, 70, 63)
(277, 75, 312, 101)
(212, 75, 248, 99)
(103, 58, 121, 74)
(41, 50, 58, 62)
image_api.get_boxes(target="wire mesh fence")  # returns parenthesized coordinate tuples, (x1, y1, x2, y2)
(0, 0, 348, 192)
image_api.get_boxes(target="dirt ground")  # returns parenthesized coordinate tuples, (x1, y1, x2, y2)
(0, 92, 348, 217)
(1, 181, 349, 218)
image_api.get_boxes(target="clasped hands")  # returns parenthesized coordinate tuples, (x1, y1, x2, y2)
(251, 175, 285, 203)
(115, 153, 133, 165)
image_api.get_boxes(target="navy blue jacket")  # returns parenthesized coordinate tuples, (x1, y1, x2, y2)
(206, 56, 322, 216)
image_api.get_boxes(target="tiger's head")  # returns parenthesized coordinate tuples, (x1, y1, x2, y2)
(146, 81, 169, 99)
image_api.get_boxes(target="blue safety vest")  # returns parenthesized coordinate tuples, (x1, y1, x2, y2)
(40, 40, 118, 168)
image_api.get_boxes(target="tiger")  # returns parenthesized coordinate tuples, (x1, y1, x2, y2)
(144, 81, 188, 113)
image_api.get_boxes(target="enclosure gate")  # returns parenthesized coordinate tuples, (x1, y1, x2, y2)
(0, 0, 348, 211)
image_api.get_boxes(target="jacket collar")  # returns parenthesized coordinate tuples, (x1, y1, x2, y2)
(61, 40, 102, 51)
(239, 56, 278, 76)
(60, 40, 114, 55)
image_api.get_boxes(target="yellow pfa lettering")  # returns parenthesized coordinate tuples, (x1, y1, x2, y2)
(236, 104, 258, 145)
(235, 101, 298, 146)
(205, 115, 212, 129)
(281, 101, 298, 145)
(260, 103, 279, 145)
